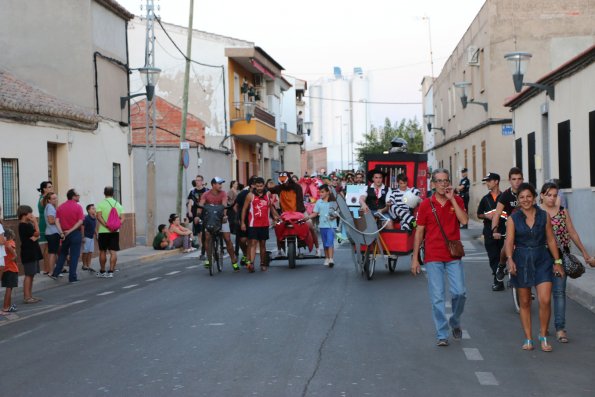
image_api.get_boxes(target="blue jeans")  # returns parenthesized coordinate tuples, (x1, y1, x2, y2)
(552, 274, 567, 331)
(425, 260, 467, 340)
(52, 230, 82, 282)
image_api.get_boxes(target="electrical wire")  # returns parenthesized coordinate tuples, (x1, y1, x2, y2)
(305, 95, 421, 105)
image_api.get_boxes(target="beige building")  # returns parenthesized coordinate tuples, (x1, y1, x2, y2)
(0, 0, 137, 250)
(505, 45, 595, 251)
(422, 0, 595, 217)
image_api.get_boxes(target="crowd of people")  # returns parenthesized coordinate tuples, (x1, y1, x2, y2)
(0, 183, 123, 314)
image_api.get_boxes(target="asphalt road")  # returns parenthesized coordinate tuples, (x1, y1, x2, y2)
(1, 232, 595, 397)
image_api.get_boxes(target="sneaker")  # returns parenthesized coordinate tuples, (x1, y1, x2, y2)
(5, 304, 17, 313)
(58, 273, 65, 278)
(96, 271, 107, 278)
(452, 327, 463, 340)
(328, 259, 335, 268)
(495, 264, 506, 282)
(199, 254, 207, 261)
(323, 258, 329, 266)
(240, 256, 249, 266)
(437, 339, 449, 347)
(316, 247, 323, 258)
(491, 281, 505, 291)
(204, 261, 211, 269)
(107, 272, 114, 278)
(48, 274, 58, 280)
(232, 263, 240, 272)
(275, 249, 285, 258)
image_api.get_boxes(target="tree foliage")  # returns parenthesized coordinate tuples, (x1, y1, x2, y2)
(355, 117, 423, 166)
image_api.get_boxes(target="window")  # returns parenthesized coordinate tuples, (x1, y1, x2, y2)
(472, 145, 476, 182)
(481, 141, 486, 178)
(590, 111, 595, 186)
(558, 120, 571, 188)
(528, 132, 536, 186)
(1, 158, 19, 219)
(515, 138, 523, 170)
(112, 163, 122, 203)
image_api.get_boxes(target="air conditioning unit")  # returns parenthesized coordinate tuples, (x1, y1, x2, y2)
(467, 46, 480, 66)
(253, 73, 264, 87)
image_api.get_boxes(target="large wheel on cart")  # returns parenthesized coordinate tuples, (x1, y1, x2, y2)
(363, 244, 375, 280)
(388, 256, 398, 273)
(287, 240, 297, 269)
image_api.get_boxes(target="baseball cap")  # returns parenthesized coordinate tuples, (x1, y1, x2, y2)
(482, 172, 500, 182)
(461, 168, 468, 173)
(211, 176, 225, 184)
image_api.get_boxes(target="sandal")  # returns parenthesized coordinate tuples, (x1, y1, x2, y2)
(260, 264, 268, 272)
(521, 339, 534, 351)
(23, 297, 41, 304)
(539, 335, 553, 352)
(556, 330, 569, 343)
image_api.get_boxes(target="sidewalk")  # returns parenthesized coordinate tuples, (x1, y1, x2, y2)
(465, 217, 595, 314)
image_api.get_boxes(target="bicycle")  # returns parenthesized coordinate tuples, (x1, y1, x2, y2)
(200, 204, 230, 276)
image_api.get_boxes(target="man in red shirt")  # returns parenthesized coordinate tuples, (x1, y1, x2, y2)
(198, 177, 239, 272)
(50, 188, 84, 283)
(411, 168, 468, 346)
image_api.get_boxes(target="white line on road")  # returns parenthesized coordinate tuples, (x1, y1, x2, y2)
(122, 284, 138, 289)
(462, 330, 471, 339)
(72, 300, 87, 304)
(97, 291, 115, 296)
(463, 348, 484, 361)
(186, 265, 199, 269)
(475, 371, 499, 386)
(207, 323, 225, 326)
(146, 277, 161, 282)
(165, 271, 180, 276)
(0, 300, 88, 327)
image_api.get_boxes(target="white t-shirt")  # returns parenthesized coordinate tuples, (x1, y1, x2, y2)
(0, 223, 6, 267)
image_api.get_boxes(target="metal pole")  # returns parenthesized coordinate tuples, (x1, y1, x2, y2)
(177, 0, 194, 216)
(145, 0, 157, 245)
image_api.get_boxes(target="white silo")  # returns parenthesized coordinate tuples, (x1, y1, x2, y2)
(309, 84, 322, 148)
(329, 73, 350, 171)
(321, 79, 334, 148)
(350, 68, 369, 169)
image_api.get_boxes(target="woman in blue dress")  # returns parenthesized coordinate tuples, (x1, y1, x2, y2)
(504, 183, 563, 352)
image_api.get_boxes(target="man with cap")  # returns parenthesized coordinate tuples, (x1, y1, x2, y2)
(198, 177, 239, 272)
(477, 172, 506, 291)
(457, 168, 470, 228)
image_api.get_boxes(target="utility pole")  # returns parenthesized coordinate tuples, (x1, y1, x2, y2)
(145, 0, 158, 245)
(176, 0, 194, 216)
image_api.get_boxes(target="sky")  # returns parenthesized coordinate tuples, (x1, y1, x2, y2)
(117, 0, 486, 127)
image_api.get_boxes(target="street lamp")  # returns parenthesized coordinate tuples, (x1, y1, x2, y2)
(424, 114, 445, 135)
(304, 121, 313, 136)
(453, 81, 488, 111)
(504, 51, 555, 100)
(120, 66, 162, 109)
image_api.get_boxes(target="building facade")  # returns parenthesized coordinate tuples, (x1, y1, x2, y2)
(423, 0, 594, 217)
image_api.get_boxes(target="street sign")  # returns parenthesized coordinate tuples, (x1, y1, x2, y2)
(502, 124, 514, 136)
(180, 141, 190, 150)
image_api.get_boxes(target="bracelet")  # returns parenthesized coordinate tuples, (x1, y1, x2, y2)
(554, 259, 563, 265)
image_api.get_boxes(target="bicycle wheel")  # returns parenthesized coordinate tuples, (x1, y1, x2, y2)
(207, 236, 214, 277)
(363, 243, 375, 280)
(213, 235, 222, 273)
(388, 256, 398, 272)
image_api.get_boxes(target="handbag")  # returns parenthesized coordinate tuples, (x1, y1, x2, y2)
(561, 248, 585, 279)
(429, 200, 465, 258)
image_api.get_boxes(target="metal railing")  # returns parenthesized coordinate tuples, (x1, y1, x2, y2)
(232, 101, 275, 127)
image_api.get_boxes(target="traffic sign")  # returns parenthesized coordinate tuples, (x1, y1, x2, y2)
(180, 141, 190, 150)
(502, 125, 514, 136)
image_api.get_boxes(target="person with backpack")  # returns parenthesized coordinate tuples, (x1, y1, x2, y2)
(95, 186, 123, 278)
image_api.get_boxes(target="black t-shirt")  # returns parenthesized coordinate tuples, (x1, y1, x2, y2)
(235, 189, 250, 223)
(498, 188, 518, 218)
(458, 177, 470, 197)
(477, 191, 506, 237)
(19, 222, 43, 263)
(187, 187, 208, 217)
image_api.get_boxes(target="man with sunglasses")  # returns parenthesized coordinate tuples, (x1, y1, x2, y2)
(411, 169, 468, 347)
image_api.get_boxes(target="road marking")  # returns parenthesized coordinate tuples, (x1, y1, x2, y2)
(165, 271, 180, 276)
(122, 284, 138, 289)
(208, 323, 225, 326)
(462, 330, 471, 339)
(0, 300, 87, 327)
(463, 348, 484, 361)
(475, 371, 499, 386)
(97, 291, 115, 296)
(186, 265, 199, 269)
(146, 277, 161, 282)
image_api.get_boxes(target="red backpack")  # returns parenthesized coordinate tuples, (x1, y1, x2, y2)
(106, 201, 121, 232)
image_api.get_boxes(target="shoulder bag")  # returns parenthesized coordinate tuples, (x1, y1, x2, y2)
(429, 200, 465, 258)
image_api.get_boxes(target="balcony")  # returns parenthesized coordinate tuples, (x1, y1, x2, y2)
(231, 101, 277, 144)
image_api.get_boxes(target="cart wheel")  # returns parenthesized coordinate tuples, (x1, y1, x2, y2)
(363, 245, 375, 280)
(388, 256, 398, 273)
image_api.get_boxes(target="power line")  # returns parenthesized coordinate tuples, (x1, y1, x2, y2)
(304, 95, 421, 105)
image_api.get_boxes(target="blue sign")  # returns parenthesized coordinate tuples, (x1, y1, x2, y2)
(502, 125, 514, 136)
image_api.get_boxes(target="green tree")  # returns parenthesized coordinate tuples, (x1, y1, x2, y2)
(355, 117, 423, 166)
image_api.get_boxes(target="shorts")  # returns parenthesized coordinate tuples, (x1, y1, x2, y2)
(192, 221, 203, 235)
(23, 260, 40, 276)
(221, 221, 230, 234)
(83, 237, 95, 253)
(247, 226, 269, 241)
(1, 271, 18, 288)
(46, 233, 61, 254)
(320, 228, 335, 248)
(98, 232, 120, 251)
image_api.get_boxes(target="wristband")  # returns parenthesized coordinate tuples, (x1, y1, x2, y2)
(554, 259, 563, 265)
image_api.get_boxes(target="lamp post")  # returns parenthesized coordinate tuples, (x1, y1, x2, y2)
(453, 81, 488, 111)
(120, 66, 161, 245)
(504, 51, 555, 99)
(424, 114, 445, 135)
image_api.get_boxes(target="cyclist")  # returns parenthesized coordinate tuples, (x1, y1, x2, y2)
(491, 167, 524, 282)
(198, 177, 239, 272)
